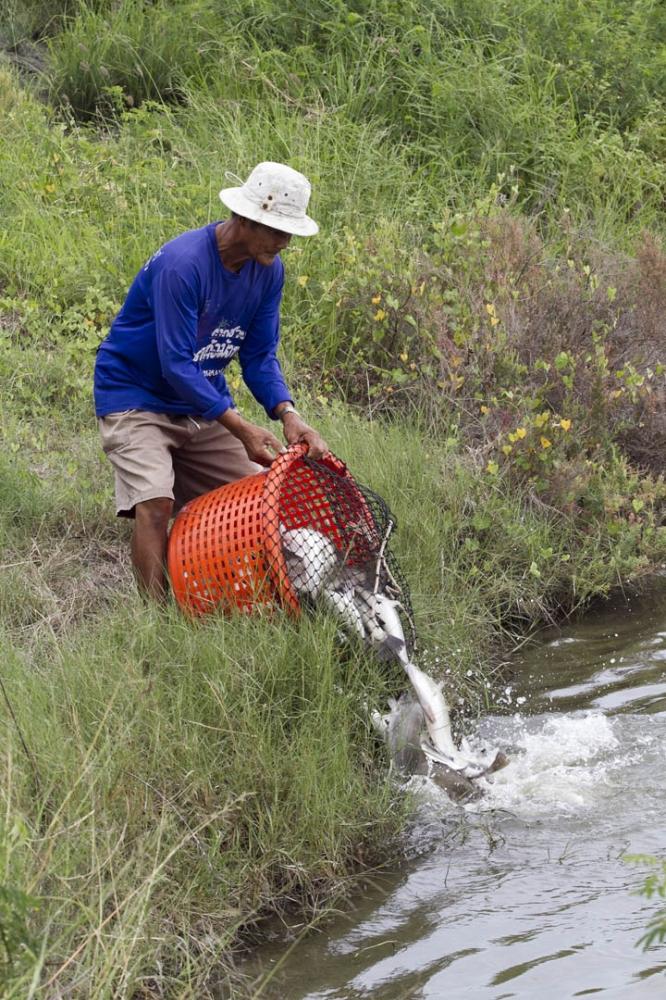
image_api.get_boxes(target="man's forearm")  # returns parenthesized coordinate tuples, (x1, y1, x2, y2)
(218, 406, 247, 437)
(217, 407, 285, 466)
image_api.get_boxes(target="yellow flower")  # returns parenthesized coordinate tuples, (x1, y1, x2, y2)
(297, 274, 309, 287)
(534, 411, 550, 428)
(373, 309, 387, 322)
(486, 461, 499, 475)
(515, 427, 527, 439)
(399, 352, 408, 362)
(502, 444, 513, 456)
(371, 294, 382, 304)
(480, 404, 490, 415)
(540, 436, 552, 449)
(559, 418, 572, 431)
(485, 302, 499, 327)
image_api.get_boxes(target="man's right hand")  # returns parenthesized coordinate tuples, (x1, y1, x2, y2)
(219, 409, 285, 467)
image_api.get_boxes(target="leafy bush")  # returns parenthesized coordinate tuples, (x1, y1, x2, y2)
(309, 195, 666, 483)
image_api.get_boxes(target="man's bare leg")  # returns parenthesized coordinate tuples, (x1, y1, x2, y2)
(131, 497, 174, 601)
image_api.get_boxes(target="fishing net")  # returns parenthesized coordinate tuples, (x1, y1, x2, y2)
(167, 443, 416, 656)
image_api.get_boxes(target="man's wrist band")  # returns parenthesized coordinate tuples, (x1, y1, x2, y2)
(279, 404, 300, 418)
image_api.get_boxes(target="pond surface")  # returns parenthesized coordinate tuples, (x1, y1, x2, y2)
(244, 581, 666, 998)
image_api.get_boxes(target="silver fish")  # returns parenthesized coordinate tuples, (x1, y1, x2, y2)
(354, 581, 500, 776)
(402, 661, 480, 773)
(355, 585, 410, 665)
(320, 580, 366, 637)
(279, 525, 339, 599)
(372, 694, 426, 774)
(281, 525, 508, 791)
(373, 693, 509, 801)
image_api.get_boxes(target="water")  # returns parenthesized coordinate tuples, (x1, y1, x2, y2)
(245, 582, 666, 999)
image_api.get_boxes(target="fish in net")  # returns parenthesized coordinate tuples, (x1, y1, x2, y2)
(272, 453, 417, 662)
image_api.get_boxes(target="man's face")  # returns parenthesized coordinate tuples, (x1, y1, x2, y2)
(242, 219, 292, 266)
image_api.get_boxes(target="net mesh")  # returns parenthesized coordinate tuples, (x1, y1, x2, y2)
(168, 445, 416, 659)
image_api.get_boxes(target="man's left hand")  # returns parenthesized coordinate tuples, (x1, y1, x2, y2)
(281, 412, 328, 460)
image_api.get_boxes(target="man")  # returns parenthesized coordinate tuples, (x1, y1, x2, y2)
(94, 161, 328, 600)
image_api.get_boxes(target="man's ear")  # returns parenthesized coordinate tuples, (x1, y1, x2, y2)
(237, 215, 258, 234)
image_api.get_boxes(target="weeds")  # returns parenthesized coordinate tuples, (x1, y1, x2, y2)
(1, 1, 666, 993)
(0, 602, 401, 996)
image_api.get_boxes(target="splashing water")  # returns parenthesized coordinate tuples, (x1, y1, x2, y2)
(243, 583, 666, 999)
(476, 712, 621, 814)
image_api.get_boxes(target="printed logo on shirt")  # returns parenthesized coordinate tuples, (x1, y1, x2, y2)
(194, 323, 248, 374)
(143, 248, 164, 271)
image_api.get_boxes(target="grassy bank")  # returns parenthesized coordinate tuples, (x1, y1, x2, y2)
(1, 0, 666, 994)
(2, 410, 665, 996)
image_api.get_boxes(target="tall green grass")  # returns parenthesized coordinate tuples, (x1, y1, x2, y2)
(2, 1, 666, 991)
(0, 605, 399, 997)
(1, 410, 664, 993)
(35, 0, 666, 235)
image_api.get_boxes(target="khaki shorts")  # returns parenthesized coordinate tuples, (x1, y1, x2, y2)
(98, 409, 262, 517)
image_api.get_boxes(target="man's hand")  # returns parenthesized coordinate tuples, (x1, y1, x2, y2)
(219, 409, 285, 467)
(280, 411, 328, 461)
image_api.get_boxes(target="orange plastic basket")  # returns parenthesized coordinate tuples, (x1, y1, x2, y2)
(167, 443, 379, 616)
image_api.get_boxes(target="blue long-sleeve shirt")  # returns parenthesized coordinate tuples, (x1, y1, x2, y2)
(94, 222, 292, 420)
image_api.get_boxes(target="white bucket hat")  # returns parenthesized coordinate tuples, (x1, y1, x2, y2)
(219, 161, 319, 237)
